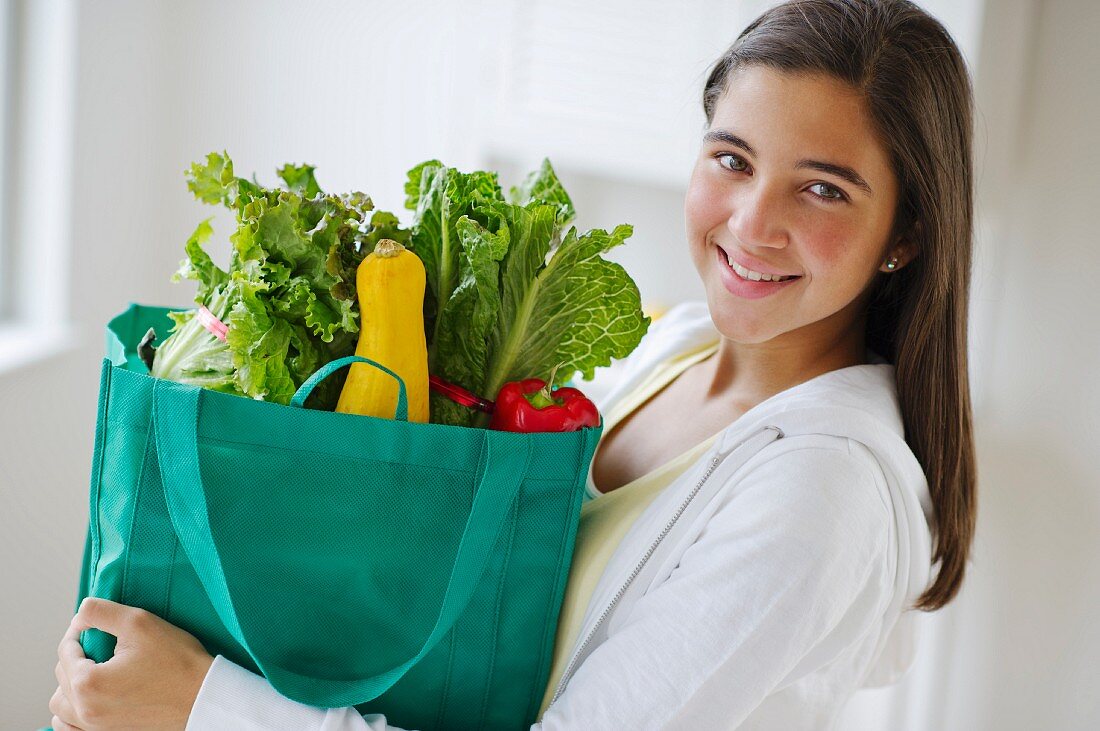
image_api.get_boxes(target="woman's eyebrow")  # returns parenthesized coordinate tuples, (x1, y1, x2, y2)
(702, 128, 874, 197)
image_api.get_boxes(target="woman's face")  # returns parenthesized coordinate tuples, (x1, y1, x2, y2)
(685, 65, 905, 347)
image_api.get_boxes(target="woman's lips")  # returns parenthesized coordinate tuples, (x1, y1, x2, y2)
(715, 245, 802, 300)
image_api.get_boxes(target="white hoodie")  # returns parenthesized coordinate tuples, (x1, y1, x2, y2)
(186, 301, 937, 731)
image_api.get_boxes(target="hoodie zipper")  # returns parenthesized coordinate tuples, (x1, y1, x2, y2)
(547, 436, 736, 709)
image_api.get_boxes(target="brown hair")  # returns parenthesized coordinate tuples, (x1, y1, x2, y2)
(702, 0, 977, 611)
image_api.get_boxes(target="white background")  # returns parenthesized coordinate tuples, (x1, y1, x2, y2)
(1, 1, 1097, 728)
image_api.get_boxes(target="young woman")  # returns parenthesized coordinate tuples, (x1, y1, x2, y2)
(51, 1, 977, 728)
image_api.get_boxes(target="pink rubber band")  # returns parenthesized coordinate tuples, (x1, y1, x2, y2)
(197, 305, 228, 342)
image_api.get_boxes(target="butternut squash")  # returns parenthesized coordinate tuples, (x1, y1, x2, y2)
(336, 239, 430, 422)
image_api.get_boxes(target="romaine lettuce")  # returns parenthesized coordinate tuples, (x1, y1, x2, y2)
(406, 158, 650, 428)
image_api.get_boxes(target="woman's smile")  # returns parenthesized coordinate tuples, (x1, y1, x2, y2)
(714, 244, 803, 300)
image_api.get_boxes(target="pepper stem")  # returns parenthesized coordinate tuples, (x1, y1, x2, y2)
(538, 361, 567, 402)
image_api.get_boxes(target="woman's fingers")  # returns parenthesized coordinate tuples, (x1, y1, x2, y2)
(51, 715, 82, 731)
(58, 621, 90, 668)
(54, 660, 71, 697)
(71, 597, 134, 637)
(48, 686, 82, 729)
(53, 616, 93, 730)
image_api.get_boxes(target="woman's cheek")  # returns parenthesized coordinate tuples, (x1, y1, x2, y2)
(684, 165, 729, 222)
(690, 202, 734, 257)
(805, 245, 876, 311)
(798, 224, 853, 275)
(684, 187, 717, 267)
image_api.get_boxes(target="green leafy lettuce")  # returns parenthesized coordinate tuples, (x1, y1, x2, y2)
(150, 152, 409, 409)
(406, 158, 650, 428)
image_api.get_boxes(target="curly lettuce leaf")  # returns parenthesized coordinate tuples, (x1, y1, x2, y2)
(152, 151, 405, 408)
(151, 287, 241, 396)
(325, 209, 412, 303)
(277, 163, 322, 198)
(171, 218, 227, 303)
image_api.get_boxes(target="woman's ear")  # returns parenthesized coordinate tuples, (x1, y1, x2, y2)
(881, 220, 921, 273)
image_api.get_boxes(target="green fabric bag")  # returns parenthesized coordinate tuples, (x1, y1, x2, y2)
(75, 302, 601, 730)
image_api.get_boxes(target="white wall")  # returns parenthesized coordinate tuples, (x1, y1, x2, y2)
(961, 0, 1100, 726)
(3, 1, 1099, 728)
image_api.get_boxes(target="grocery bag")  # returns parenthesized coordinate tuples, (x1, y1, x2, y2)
(75, 302, 601, 730)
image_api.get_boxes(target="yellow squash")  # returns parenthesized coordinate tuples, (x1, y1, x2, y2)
(336, 238, 430, 422)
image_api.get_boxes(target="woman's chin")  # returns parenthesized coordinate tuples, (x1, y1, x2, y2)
(703, 297, 779, 345)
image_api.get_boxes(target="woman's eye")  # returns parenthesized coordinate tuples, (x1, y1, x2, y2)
(714, 153, 848, 204)
(809, 182, 847, 203)
(716, 153, 748, 173)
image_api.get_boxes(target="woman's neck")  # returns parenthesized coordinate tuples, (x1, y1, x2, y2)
(699, 325, 868, 408)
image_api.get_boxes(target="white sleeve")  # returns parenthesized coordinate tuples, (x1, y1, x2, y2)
(186, 655, 408, 731)
(532, 444, 894, 730)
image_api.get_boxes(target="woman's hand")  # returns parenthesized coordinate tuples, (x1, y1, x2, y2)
(51, 597, 214, 731)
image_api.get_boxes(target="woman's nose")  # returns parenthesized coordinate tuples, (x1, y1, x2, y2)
(725, 182, 790, 250)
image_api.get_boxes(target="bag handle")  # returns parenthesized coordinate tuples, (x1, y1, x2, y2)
(151, 378, 529, 707)
(291, 355, 408, 421)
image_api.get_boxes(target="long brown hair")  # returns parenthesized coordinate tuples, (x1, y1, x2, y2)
(702, 0, 977, 611)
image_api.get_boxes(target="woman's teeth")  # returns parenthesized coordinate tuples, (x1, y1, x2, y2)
(724, 252, 797, 282)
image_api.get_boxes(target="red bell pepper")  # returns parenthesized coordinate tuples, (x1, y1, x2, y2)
(489, 375, 600, 433)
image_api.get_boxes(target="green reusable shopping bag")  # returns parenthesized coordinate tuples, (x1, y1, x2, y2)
(75, 302, 601, 730)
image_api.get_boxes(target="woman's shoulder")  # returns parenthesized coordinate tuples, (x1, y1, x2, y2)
(735, 432, 892, 524)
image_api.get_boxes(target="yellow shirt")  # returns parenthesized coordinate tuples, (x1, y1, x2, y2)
(538, 339, 721, 718)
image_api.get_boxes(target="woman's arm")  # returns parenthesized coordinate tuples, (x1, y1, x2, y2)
(50, 599, 401, 731)
(187, 442, 894, 730)
(187, 655, 403, 730)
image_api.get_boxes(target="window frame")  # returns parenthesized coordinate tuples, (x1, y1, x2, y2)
(0, 0, 14, 321)
(0, 0, 79, 375)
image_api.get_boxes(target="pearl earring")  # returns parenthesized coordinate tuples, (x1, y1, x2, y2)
(885, 257, 897, 270)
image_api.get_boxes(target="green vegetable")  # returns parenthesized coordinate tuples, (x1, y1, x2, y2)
(406, 158, 650, 428)
(150, 152, 409, 409)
